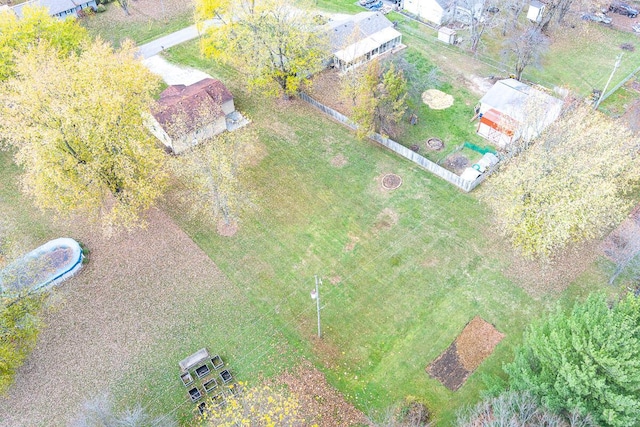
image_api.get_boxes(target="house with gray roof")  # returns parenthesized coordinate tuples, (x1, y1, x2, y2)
(401, 0, 485, 25)
(328, 12, 403, 71)
(476, 79, 564, 147)
(11, 0, 97, 19)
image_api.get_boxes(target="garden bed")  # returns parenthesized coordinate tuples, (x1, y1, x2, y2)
(426, 317, 504, 391)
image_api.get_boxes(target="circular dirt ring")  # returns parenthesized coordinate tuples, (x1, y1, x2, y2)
(426, 137, 444, 151)
(382, 173, 402, 190)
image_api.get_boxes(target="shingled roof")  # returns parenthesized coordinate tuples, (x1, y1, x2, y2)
(152, 78, 233, 139)
(328, 12, 394, 51)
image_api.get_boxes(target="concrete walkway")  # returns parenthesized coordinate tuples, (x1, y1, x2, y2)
(142, 55, 212, 85)
(137, 19, 218, 59)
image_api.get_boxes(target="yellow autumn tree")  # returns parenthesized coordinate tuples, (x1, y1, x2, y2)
(0, 5, 88, 81)
(202, 384, 307, 426)
(0, 39, 167, 232)
(481, 104, 640, 258)
(196, 0, 329, 98)
(168, 126, 259, 230)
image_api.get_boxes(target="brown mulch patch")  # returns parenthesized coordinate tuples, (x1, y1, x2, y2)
(425, 138, 444, 151)
(381, 173, 402, 190)
(426, 317, 504, 391)
(274, 361, 372, 427)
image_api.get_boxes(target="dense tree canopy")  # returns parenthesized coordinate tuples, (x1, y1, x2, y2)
(482, 105, 640, 258)
(0, 39, 167, 232)
(346, 59, 408, 139)
(196, 0, 329, 97)
(0, 6, 88, 81)
(505, 293, 640, 427)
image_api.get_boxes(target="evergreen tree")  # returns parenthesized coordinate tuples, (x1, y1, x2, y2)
(506, 293, 640, 427)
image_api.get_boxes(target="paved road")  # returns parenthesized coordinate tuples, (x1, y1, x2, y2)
(137, 19, 218, 59)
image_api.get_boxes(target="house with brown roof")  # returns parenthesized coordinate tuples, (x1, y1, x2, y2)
(147, 78, 235, 154)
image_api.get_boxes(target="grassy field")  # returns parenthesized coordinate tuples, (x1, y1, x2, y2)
(158, 41, 612, 424)
(3, 1, 627, 425)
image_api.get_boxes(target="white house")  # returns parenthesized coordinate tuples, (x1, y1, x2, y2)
(328, 12, 403, 71)
(11, 0, 97, 19)
(476, 79, 563, 147)
(147, 78, 236, 154)
(401, 0, 485, 25)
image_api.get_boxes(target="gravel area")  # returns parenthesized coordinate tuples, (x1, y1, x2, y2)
(0, 209, 234, 426)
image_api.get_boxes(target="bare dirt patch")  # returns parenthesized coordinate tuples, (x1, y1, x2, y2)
(216, 219, 238, 237)
(426, 317, 504, 391)
(375, 208, 400, 233)
(329, 275, 342, 285)
(444, 153, 469, 174)
(330, 154, 349, 168)
(421, 89, 454, 109)
(274, 361, 372, 427)
(344, 233, 360, 252)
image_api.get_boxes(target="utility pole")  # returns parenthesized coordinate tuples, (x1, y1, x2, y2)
(311, 275, 322, 338)
(595, 54, 623, 110)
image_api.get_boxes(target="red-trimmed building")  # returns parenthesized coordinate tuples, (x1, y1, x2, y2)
(476, 79, 563, 148)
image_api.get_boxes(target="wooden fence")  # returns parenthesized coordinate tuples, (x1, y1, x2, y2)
(298, 92, 489, 192)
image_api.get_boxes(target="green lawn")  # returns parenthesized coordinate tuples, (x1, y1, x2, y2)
(156, 41, 595, 425)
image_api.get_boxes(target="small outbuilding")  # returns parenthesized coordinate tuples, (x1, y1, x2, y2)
(476, 79, 563, 147)
(438, 27, 457, 44)
(527, 0, 545, 22)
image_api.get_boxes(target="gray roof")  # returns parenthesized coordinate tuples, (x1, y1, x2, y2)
(12, 0, 89, 18)
(328, 12, 394, 51)
(480, 79, 563, 129)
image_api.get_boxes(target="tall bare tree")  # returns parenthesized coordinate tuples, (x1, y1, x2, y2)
(502, 27, 549, 81)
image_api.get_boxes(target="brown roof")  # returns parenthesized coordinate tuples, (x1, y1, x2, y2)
(152, 78, 233, 138)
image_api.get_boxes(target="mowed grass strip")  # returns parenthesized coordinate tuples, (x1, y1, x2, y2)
(159, 42, 546, 424)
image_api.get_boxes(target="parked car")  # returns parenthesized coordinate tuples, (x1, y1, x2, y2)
(358, 0, 376, 6)
(581, 12, 613, 24)
(367, 0, 384, 10)
(609, 2, 639, 17)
